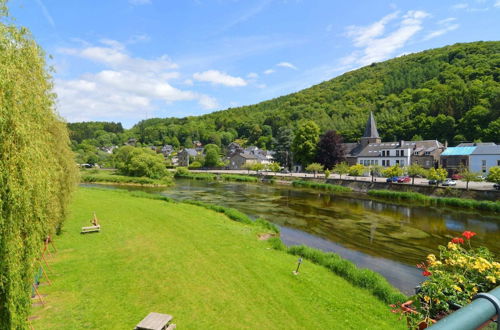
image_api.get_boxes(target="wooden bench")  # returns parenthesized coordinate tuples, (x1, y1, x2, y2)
(135, 312, 175, 330)
(80, 225, 100, 234)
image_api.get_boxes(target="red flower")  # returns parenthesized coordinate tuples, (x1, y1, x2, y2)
(422, 270, 432, 277)
(462, 231, 477, 240)
(451, 237, 464, 244)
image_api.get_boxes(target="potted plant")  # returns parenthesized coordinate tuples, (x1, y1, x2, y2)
(392, 231, 499, 329)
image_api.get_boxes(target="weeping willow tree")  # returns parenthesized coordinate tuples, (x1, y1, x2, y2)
(0, 2, 78, 328)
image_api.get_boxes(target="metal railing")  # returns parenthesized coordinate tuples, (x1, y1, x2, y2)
(429, 286, 500, 330)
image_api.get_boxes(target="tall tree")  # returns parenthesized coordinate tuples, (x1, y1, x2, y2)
(0, 5, 78, 328)
(292, 121, 320, 167)
(274, 127, 294, 170)
(315, 130, 346, 170)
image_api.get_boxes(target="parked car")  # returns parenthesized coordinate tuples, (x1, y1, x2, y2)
(442, 179, 457, 186)
(451, 173, 462, 180)
(428, 179, 443, 185)
(476, 175, 486, 181)
(397, 176, 411, 183)
(386, 177, 398, 183)
(494, 183, 500, 191)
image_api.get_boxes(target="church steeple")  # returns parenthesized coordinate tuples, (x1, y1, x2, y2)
(363, 111, 380, 139)
(360, 112, 381, 147)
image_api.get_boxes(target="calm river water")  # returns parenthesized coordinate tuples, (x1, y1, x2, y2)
(84, 180, 500, 295)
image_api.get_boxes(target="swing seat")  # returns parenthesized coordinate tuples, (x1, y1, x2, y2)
(81, 225, 100, 234)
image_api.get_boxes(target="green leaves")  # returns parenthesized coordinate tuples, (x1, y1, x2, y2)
(0, 5, 78, 328)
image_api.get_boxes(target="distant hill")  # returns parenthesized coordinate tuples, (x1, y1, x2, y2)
(77, 41, 500, 148)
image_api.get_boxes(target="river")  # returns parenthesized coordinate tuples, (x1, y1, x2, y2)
(83, 179, 500, 295)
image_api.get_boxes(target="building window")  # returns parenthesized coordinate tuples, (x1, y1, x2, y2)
(425, 160, 430, 167)
(382, 150, 385, 157)
(396, 160, 400, 165)
(498, 160, 500, 166)
(482, 160, 486, 166)
(387, 160, 390, 166)
(396, 150, 400, 157)
(401, 150, 404, 156)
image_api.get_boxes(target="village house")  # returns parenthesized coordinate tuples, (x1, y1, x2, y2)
(470, 145, 500, 174)
(225, 144, 275, 170)
(161, 144, 174, 157)
(344, 112, 444, 168)
(441, 143, 500, 175)
(228, 152, 259, 170)
(178, 148, 203, 167)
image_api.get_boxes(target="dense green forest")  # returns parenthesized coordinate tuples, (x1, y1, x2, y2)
(69, 41, 500, 157)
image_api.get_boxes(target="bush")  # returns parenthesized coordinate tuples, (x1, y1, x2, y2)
(188, 161, 202, 169)
(81, 171, 172, 186)
(368, 190, 500, 213)
(292, 180, 352, 192)
(221, 174, 258, 182)
(174, 168, 216, 181)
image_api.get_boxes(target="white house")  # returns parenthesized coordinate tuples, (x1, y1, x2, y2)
(469, 145, 500, 174)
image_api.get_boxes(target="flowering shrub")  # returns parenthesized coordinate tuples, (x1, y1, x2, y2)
(392, 231, 500, 328)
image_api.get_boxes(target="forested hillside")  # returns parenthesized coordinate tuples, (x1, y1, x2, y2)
(71, 41, 500, 150)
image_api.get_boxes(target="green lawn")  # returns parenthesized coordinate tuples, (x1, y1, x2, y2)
(31, 188, 405, 329)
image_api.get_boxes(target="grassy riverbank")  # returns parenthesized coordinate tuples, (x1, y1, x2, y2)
(368, 190, 500, 213)
(31, 188, 404, 329)
(80, 169, 173, 186)
(292, 180, 352, 193)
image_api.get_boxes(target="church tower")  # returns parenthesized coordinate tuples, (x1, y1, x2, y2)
(360, 112, 381, 148)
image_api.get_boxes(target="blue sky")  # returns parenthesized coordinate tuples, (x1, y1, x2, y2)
(9, 0, 500, 127)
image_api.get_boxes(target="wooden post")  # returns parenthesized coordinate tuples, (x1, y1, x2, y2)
(32, 284, 44, 306)
(40, 254, 52, 273)
(38, 262, 51, 286)
(50, 238, 57, 253)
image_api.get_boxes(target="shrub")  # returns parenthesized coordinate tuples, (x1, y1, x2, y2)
(221, 174, 258, 182)
(292, 180, 352, 192)
(188, 161, 202, 169)
(368, 190, 500, 213)
(174, 169, 216, 181)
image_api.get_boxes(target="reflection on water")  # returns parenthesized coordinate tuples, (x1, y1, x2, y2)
(82, 180, 500, 294)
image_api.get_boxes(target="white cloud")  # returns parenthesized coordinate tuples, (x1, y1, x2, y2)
(34, 0, 55, 27)
(247, 72, 259, 79)
(264, 69, 275, 75)
(59, 41, 177, 72)
(340, 10, 429, 67)
(55, 39, 217, 122)
(438, 17, 457, 24)
(452, 3, 469, 9)
(129, 0, 151, 5)
(193, 70, 247, 87)
(277, 62, 298, 70)
(495, 0, 500, 7)
(198, 95, 219, 109)
(423, 25, 459, 40)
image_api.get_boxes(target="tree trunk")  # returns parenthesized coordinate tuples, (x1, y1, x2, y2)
(412, 176, 415, 185)
(466, 180, 469, 190)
